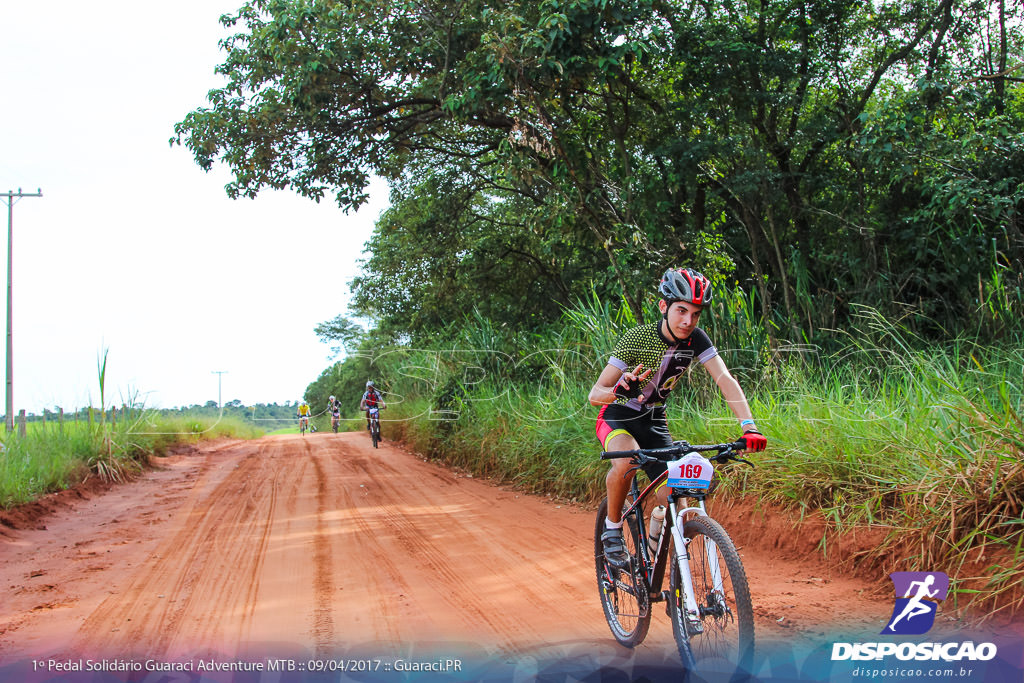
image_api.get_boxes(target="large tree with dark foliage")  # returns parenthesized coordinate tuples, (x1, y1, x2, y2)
(174, 0, 1023, 344)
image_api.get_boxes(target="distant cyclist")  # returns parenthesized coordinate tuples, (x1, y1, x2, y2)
(359, 381, 385, 435)
(328, 395, 341, 432)
(297, 399, 312, 432)
(588, 268, 767, 569)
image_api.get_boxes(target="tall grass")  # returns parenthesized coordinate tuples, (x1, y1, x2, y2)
(0, 413, 261, 508)
(1, 352, 262, 508)
(364, 296, 1024, 618)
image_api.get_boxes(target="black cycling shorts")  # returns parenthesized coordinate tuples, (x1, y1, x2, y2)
(596, 403, 673, 481)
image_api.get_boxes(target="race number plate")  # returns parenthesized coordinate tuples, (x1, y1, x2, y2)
(666, 452, 714, 489)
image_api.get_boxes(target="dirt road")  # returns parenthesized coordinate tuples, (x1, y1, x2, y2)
(0, 433, 960, 676)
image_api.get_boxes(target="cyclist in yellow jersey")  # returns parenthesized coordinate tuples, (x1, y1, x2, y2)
(297, 400, 311, 431)
(588, 268, 768, 568)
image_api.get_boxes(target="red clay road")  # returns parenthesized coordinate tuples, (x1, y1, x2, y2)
(0, 432, 970, 671)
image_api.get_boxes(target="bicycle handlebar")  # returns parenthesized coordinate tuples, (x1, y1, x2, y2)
(601, 440, 751, 466)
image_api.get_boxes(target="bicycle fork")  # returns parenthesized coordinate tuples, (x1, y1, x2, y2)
(668, 499, 724, 632)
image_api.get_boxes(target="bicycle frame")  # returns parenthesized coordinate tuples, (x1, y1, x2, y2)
(618, 470, 713, 603)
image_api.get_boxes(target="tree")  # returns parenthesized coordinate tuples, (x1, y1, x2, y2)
(175, 0, 1023, 346)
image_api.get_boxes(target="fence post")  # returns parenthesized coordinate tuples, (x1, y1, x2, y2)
(17, 409, 26, 437)
(59, 407, 64, 432)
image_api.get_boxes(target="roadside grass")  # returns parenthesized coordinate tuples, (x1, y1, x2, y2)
(0, 413, 261, 508)
(365, 303, 1023, 618)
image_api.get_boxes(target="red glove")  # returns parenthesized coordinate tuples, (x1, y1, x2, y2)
(739, 430, 767, 452)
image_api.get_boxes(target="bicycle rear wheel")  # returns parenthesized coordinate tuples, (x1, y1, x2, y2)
(594, 497, 651, 647)
(669, 515, 754, 673)
(371, 419, 379, 448)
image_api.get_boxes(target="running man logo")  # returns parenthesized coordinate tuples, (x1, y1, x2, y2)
(882, 572, 949, 635)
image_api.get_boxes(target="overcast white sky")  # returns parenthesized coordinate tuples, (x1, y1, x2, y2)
(1, 1, 387, 413)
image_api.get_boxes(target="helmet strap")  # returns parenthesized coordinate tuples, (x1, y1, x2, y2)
(660, 302, 683, 344)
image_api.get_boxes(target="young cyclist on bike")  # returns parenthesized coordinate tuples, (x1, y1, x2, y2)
(588, 268, 768, 569)
(359, 381, 385, 434)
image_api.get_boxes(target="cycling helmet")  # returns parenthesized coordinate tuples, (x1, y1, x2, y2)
(659, 268, 713, 306)
(366, 380, 375, 388)
(329, 395, 335, 401)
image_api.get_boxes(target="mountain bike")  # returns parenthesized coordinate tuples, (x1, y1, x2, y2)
(368, 406, 381, 448)
(299, 415, 310, 435)
(331, 411, 341, 433)
(595, 440, 755, 674)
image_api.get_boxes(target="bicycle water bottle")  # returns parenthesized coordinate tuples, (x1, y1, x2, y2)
(648, 505, 666, 552)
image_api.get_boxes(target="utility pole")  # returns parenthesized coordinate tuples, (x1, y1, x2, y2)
(212, 370, 227, 414)
(3, 189, 43, 432)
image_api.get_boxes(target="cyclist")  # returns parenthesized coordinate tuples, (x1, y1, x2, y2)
(588, 268, 768, 569)
(359, 381, 385, 436)
(297, 399, 312, 432)
(328, 395, 341, 432)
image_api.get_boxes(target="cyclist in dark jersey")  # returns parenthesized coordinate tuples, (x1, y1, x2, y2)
(359, 381, 385, 433)
(589, 268, 768, 568)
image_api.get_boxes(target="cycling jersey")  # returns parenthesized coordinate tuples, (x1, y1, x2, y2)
(607, 322, 718, 410)
(298, 404, 311, 416)
(597, 322, 719, 476)
(362, 390, 381, 408)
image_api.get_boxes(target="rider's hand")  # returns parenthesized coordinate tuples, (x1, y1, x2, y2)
(738, 430, 767, 452)
(613, 364, 651, 400)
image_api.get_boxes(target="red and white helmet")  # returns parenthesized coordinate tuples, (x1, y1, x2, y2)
(658, 268, 713, 306)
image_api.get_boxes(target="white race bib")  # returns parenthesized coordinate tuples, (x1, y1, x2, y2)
(666, 452, 714, 489)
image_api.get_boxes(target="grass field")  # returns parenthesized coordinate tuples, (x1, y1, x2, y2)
(0, 412, 261, 508)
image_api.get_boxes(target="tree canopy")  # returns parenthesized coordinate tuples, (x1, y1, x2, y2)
(174, 0, 1024, 345)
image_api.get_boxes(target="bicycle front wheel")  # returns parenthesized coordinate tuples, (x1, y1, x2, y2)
(594, 497, 651, 647)
(669, 516, 754, 673)
(371, 420, 379, 448)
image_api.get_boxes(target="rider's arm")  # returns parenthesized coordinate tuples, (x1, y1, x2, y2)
(589, 364, 625, 406)
(589, 361, 654, 406)
(702, 355, 758, 432)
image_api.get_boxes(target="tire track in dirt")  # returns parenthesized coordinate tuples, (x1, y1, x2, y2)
(67, 440, 280, 657)
(309, 448, 336, 656)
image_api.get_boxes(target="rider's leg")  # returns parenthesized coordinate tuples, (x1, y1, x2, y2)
(602, 432, 640, 568)
(605, 432, 641, 523)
